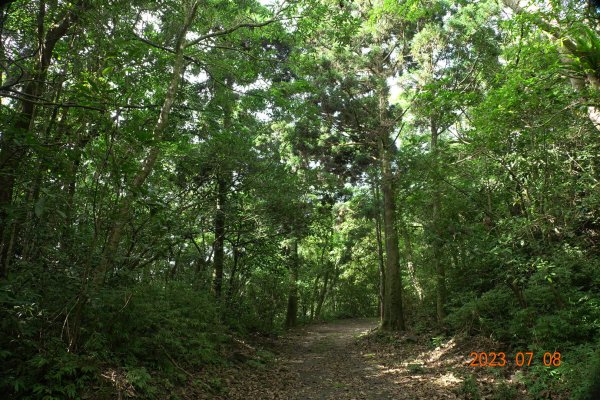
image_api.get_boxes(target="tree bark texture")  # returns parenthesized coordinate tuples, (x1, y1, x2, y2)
(376, 64, 406, 331)
(373, 179, 386, 320)
(430, 118, 446, 325)
(285, 239, 299, 328)
(213, 177, 227, 298)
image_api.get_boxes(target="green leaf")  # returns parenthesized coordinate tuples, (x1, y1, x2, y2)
(13, 378, 24, 392)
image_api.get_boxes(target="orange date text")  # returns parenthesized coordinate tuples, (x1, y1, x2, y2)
(466, 352, 561, 367)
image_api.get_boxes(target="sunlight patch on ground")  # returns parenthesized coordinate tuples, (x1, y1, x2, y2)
(374, 365, 404, 375)
(414, 338, 457, 364)
(435, 371, 462, 386)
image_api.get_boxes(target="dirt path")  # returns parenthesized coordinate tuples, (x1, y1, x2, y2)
(221, 318, 490, 399)
(271, 318, 402, 399)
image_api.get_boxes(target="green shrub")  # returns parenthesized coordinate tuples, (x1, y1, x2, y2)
(565, 345, 600, 400)
(492, 381, 518, 400)
(457, 374, 481, 400)
(1, 280, 227, 399)
(447, 287, 519, 341)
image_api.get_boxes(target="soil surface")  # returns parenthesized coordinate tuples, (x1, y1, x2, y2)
(217, 318, 513, 399)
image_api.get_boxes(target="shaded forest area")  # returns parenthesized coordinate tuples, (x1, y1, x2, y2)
(1, 0, 600, 398)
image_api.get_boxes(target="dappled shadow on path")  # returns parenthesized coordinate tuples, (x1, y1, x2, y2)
(222, 319, 484, 400)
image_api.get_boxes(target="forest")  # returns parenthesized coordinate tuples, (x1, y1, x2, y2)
(1, 0, 600, 398)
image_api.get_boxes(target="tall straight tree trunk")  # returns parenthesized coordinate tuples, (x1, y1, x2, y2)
(314, 266, 331, 319)
(380, 141, 405, 331)
(430, 118, 446, 325)
(309, 275, 320, 320)
(373, 179, 386, 320)
(312, 228, 333, 319)
(401, 223, 423, 302)
(212, 78, 234, 300)
(213, 177, 226, 298)
(285, 239, 299, 328)
(62, 132, 91, 245)
(225, 237, 240, 305)
(376, 66, 406, 331)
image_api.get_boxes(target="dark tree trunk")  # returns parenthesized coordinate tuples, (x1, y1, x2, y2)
(213, 177, 227, 298)
(226, 243, 241, 305)
(401, 224, 423, 302)
(380, 140, 406, 331)
(309, 275, 320, 320)
(376, 66, 405, 332)
(373, 179, 386, 320)
(430, 118, 446, 325)
(285, 239, 299, 328)
(314, 267, 330, 319)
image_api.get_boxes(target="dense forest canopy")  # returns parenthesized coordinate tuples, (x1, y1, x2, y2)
(1, 0, 600, 398)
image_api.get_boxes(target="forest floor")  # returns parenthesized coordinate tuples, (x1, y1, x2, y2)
(201, 318, 524, 400)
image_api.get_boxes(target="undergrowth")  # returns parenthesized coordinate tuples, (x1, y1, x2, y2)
(1, 281, 229, 399)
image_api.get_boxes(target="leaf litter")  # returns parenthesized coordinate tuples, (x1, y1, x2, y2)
(195, 319, 527, 399)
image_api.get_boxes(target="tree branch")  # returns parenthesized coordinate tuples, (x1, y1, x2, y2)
(186, 19, 278, 47)
(132, 32, 207, 67)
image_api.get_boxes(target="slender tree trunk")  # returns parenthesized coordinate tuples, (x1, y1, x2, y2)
(213, 177, 226, 298)
(212, 77, 235, 299)
(509, 280, 527, 309)
(191, 235, 209, 290)
(401, 224, 423, 302)
(226, 243, 240, 305)
(312, 228, 333, 319)
(62, 133, 91, 245)
(285, 239, 299, 328)
(430, 118, 446, 325)
(168, 246, 181, 281)
(314, 267, 330, 319)
(373, 179, 386, 320)
(380, 142, 405, 331)
(309, 275, 320, 320)
(377, 66, 406, 331)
